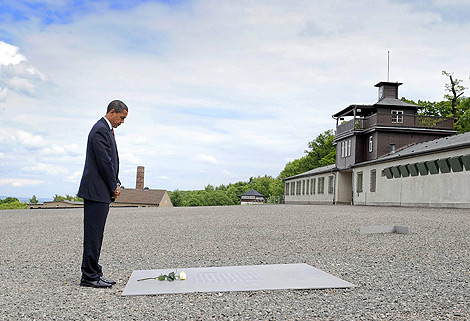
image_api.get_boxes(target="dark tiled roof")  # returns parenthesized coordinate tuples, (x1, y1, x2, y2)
(240, 189, 264, 197)
(374, 97, 420, 108)
(115, 188, 167, 205)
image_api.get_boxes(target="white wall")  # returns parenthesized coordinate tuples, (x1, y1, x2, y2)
(352, 148, 470, 208)
(285, 173, 335, 205)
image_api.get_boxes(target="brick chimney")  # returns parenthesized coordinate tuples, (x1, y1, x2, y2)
(136, 166, 145, 189)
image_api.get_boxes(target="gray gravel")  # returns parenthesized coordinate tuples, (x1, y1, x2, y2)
(0, 204, 469, 320)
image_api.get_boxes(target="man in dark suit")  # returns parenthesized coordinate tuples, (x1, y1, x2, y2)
(78, 100, 128, 288)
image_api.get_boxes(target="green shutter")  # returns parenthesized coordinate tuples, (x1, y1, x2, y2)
(448, 156, 463, 172)
(398, 165, 410, 177)
(416, 162, 428, 175)
(407, 163, 419, 176)
(436, 158, 451, 173)
(425, 160, 439, 174)
(391, 166, 401, 178)
(461, 154, 470, 171)
(383, 167, 393, 179)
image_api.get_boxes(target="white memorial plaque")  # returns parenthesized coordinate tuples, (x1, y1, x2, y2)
(122, 263, 355, 296)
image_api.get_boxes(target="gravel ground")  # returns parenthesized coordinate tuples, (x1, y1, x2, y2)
(0, 204, 469, 320)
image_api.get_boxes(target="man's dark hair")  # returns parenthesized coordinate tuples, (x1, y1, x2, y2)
(107, 100, 128, 113)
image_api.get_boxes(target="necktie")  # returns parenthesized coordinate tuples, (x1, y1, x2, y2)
(112, 129, 115, 137)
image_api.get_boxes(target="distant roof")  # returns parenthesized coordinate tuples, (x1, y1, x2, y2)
(356, 131, 470, 166)
(44, 200, 83, 205)
(114, 188, 167, 205)
(240, 189, 264, 197)
(283, 164, 337, 180)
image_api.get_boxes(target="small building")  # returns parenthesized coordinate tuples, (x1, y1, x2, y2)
(28, 200, 84, 209)
(111, 188, 172, 207)
(240, 189, 265, 205)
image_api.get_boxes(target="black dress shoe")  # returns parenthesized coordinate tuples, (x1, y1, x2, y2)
(100, 277, 116, 285)
(80, 278, 112, 288)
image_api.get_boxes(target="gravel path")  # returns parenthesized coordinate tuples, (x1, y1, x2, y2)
(0, 205, 468, 320)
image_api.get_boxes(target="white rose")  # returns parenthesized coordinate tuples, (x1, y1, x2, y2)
(179, 271, 186, 280)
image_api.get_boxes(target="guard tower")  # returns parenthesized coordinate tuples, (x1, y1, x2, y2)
(332, 81, 456, 170)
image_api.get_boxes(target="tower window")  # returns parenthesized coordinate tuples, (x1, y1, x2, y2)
(391, 110, 403, 123)
(369, 136, 373, 152)
(390, 144, 396, 153)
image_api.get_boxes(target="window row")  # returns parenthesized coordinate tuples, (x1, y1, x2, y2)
(383, 154, 470, 179)
(285, 176, 334, 196)
(341, 140, 352, 158)
(356, 169, 377, 194)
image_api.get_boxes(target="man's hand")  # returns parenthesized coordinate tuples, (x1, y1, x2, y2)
(113, 185, 121, 199)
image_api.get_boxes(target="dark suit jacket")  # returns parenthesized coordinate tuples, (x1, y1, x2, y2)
(78, 117, 120, 203)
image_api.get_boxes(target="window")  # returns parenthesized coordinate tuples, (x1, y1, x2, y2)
(369, 136, 373, 152)
(302, 180, 305, 195)
(285, 183, 289, 196)
(291, 182, 295, 195)
(341, 142, 344, 158)
(370, 170, 376, 192)
(296, 181, 301, 195)
(318, 177, 325, 194)
(347, 140, 351, 156)
(356, 171, 363, 193)
(391, 110, 403, 123)
(306, 179, 309, 195)
(328, 176, 334, 194)
(390, 144, 396, 153)
(312, 178, 316, 194)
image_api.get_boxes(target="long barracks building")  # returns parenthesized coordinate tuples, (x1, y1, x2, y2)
(284, 81, 470, 208)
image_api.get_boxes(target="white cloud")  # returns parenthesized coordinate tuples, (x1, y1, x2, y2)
(15, 130, 47, 149)
(24, 162, 68, 176)
(0, 178, 45, 187)
(65, 170, 82, 183)
(120, 152, 142, 165)
(156, 176, 170, 180)
(196, 153, 219, 164)
(0, 41, 46, 97)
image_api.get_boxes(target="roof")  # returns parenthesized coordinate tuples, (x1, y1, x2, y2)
(114, 188, 167, 205)
(373, 97, 420, 108)
(240, 189, 264, 197)
(283, 164, 337, 180)
(333, 98, 420, 118)
(356, 131, 470, 166)
(44, 200, 83, 205)
(332, 105, 374, 118)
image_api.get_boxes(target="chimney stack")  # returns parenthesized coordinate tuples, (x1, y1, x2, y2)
(136, 166, 145, 189)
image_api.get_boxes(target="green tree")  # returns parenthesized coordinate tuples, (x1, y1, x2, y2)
(53, 194, 66, 202)
(29, 195, 39, 204)
(0, 197, 27, 210)
(279, 130, 336, 179)
(442, 70, 466, 119)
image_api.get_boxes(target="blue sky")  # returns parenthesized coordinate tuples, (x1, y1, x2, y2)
(1, 0, 470, 199)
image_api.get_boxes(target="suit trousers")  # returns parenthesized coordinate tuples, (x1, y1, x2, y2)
(81, 199, 110, 281)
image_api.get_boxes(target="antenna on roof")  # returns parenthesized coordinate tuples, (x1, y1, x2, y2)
(387, 51, 390, 82)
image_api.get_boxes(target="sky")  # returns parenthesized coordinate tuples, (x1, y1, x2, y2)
(1, 0, 470, 199)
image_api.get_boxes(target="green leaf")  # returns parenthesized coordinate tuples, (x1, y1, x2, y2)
(157, 274, 167, 281)
(167, 272, 176, 281)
